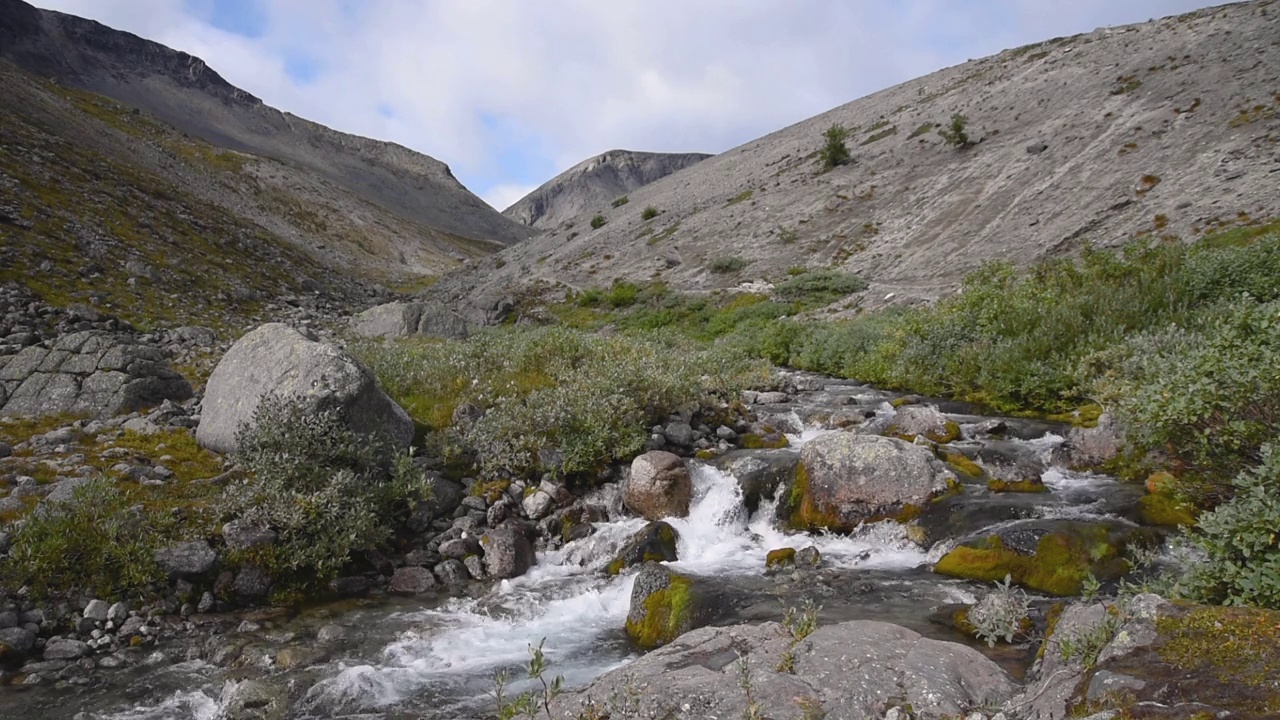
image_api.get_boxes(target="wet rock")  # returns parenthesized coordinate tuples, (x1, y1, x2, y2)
(887, 404, 961, 443)
(196, 323, 414, 454)
(561, 618, 1016, 718)
(481, 525, 535, 579)
(406, 477, 465, 532)
(154, 540, 217, 578)
(434, 559, 469, 586)
(463, 555, 486, 580)
(437, 536, 480, 560)
(625, 563, 722, 649)
(607, 521, 679, 575)
(785, 433, 955, 532)
(755, 391, 790, 404)
(329, 577, 371, 598)
(43, 638, 91, 660)
(221, 679, 287, 720)
(0, 627, 36, 661)
(933, 520, 1155, 596)
(1053, 413, 1123, 470)
(388, 566, 437, 595)
(718, 449, 799, 513)
(624, 450, 692, 520)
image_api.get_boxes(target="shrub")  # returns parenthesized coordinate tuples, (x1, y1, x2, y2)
(220, 398, 424, 590)
(970, 575, 1031, 647)
(641, 206, 659, 221)
(611, 196, 629, 208)
(776, 226, 798, 244)
(590, 214, 607, 230)
(2, 479, 173, 599)
(604, 281, 639, 308)
(357, 328, 769, 479)
(819, 124, 852, 168)
(774, 270, 868, 307)
(1092, 299, 1280, 487)
(1186, 445, 1280, 609)
(938, 113, 973, 148)
(709, 256, 751, 274)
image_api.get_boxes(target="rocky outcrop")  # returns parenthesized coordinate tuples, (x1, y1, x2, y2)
(786, 432, 954, 531)
(349, 301, 470, 340)
(195, 323, 413, 454)
(0, 331, 192, 418)
(624, 451, 693, 520)
(558, 618, 1016, 719)
(480, 524, 536, 579)
(503, 150, 711, 228)
(625, 563, 722, 649)
(886, 404, 961, 443)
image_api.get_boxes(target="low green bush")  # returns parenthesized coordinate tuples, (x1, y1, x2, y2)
(220, 398, 425, 590)
(590, 214, 607, 230)
(1184, 443, 1280, 609)
(819, 124, 852, 168)
(773, 270, 868, 306)
(641, 206, 659, 221)
(2, 479, 174, 599)
(358, 328, 769, 479)
(709, 256, 751, 274)
(611, 196, 629, 208)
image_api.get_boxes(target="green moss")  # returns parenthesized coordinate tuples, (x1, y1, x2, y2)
(1044, 403, 1104, 428)
(0, 413, 87, 446)
(1137, 493, 1197, 526)
(987, 479, 1049, 493)
(766, 547, 797, 568)
(624, 574, 695, 649)
(109, 429, 223, 483)
(725, 190, 754, 207)
(945, 452, 984, 478)
(694, 449, 720, 461)
(740, 433, 790, 449)
(787, 462, 839, 530)
(934, 528, 1131, 596)
(1157, 605, 1280, 688)
(470, 479, 511, 503)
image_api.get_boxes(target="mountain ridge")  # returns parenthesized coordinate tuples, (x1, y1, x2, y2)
(438, 0, 1280, 314)
(504, 149, 712, 228)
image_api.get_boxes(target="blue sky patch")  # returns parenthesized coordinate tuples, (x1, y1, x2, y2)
(184, 0, 267, 39)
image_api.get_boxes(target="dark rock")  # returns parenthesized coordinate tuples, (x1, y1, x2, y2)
(153, 540, 217, 578)
(480, 525, 535, 579)
(222, 521, 277, 552)
(1026, 141, 1050, 154)
(388, 566, 437, 595)
(607, 521, 679, 575)
(718, 449, 799, 513)
(0, 627, 36, 662)
(434, 559, 469, 586)
(233, 565, 271, 601)
(663, 421, 695, 447)
(330, 577, 371, 597)
(437, 537, 480, 560)
(43, 638, 91, 660)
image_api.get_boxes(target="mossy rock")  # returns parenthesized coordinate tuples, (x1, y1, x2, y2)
(1137, 493, 1197, 527)
(987, 478, 1049, 493)
(624, 563, 712, 649)
(765, 547, 796, 569)
(944, 452, 985, 479)
(739, 433, 790, 450)
(607, 521, 679, 576)
(933, 522, 1148, 596)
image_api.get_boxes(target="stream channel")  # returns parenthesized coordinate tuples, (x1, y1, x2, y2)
(2, 373, 1149, 719)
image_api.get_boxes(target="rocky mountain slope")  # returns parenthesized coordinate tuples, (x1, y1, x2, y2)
(0, 0, 533, 297)
(442, 0, 1280, 310)
(503, 150, 711, 228)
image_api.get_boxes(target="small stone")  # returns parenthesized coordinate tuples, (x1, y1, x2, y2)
(197, 592, 216, 614)
(83, 599, 109, 623)
(522, 490, 555, 521)
(715, 426, 737, 441)
(316, 624, 346, 644)
(463, 554, 486, 580)
(107, 602, 130, 624)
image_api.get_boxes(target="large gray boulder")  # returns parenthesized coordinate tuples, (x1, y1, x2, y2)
(555, 618, 1016, 719)
(0, 331, 191, 418)
(787, 432, 954, 532)
(196, 323, 414, 454)
(624, 451, 693, 520)
(349, 301, 469, 340)
(154, 540, 217, 578)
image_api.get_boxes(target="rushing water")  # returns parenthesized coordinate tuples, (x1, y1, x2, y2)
(4, 376, 1143, 720)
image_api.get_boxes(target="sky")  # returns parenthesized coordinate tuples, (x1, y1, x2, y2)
(35, 0, 1223, 211)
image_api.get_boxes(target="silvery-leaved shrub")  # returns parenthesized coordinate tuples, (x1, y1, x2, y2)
(220, 397, 426, 590)
(970, 574, 1031, 647)
(1184, 443, 1280, 609)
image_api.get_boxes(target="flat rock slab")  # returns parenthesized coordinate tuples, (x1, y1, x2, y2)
(552, 619, 1016, 720)
(0, 331, 191, 418)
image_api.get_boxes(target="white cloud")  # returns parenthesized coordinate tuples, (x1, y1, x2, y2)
(34, 0, 1223, 204)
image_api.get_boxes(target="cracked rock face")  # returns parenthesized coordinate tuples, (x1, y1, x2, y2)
(0, 331, 192, 418)
(550, 619, 1016, 720)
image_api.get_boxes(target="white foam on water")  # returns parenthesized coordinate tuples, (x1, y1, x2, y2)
(99, 690, 222, 720)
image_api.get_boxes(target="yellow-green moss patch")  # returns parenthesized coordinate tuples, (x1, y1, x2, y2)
(987, 479, 1049, 493)
(624, 574, 695, 649)
(1137, 493, 1196, 527)
(766, 547, 797, 569)
(944, 452, 984, 478)
(934, 527, 1132, 596)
